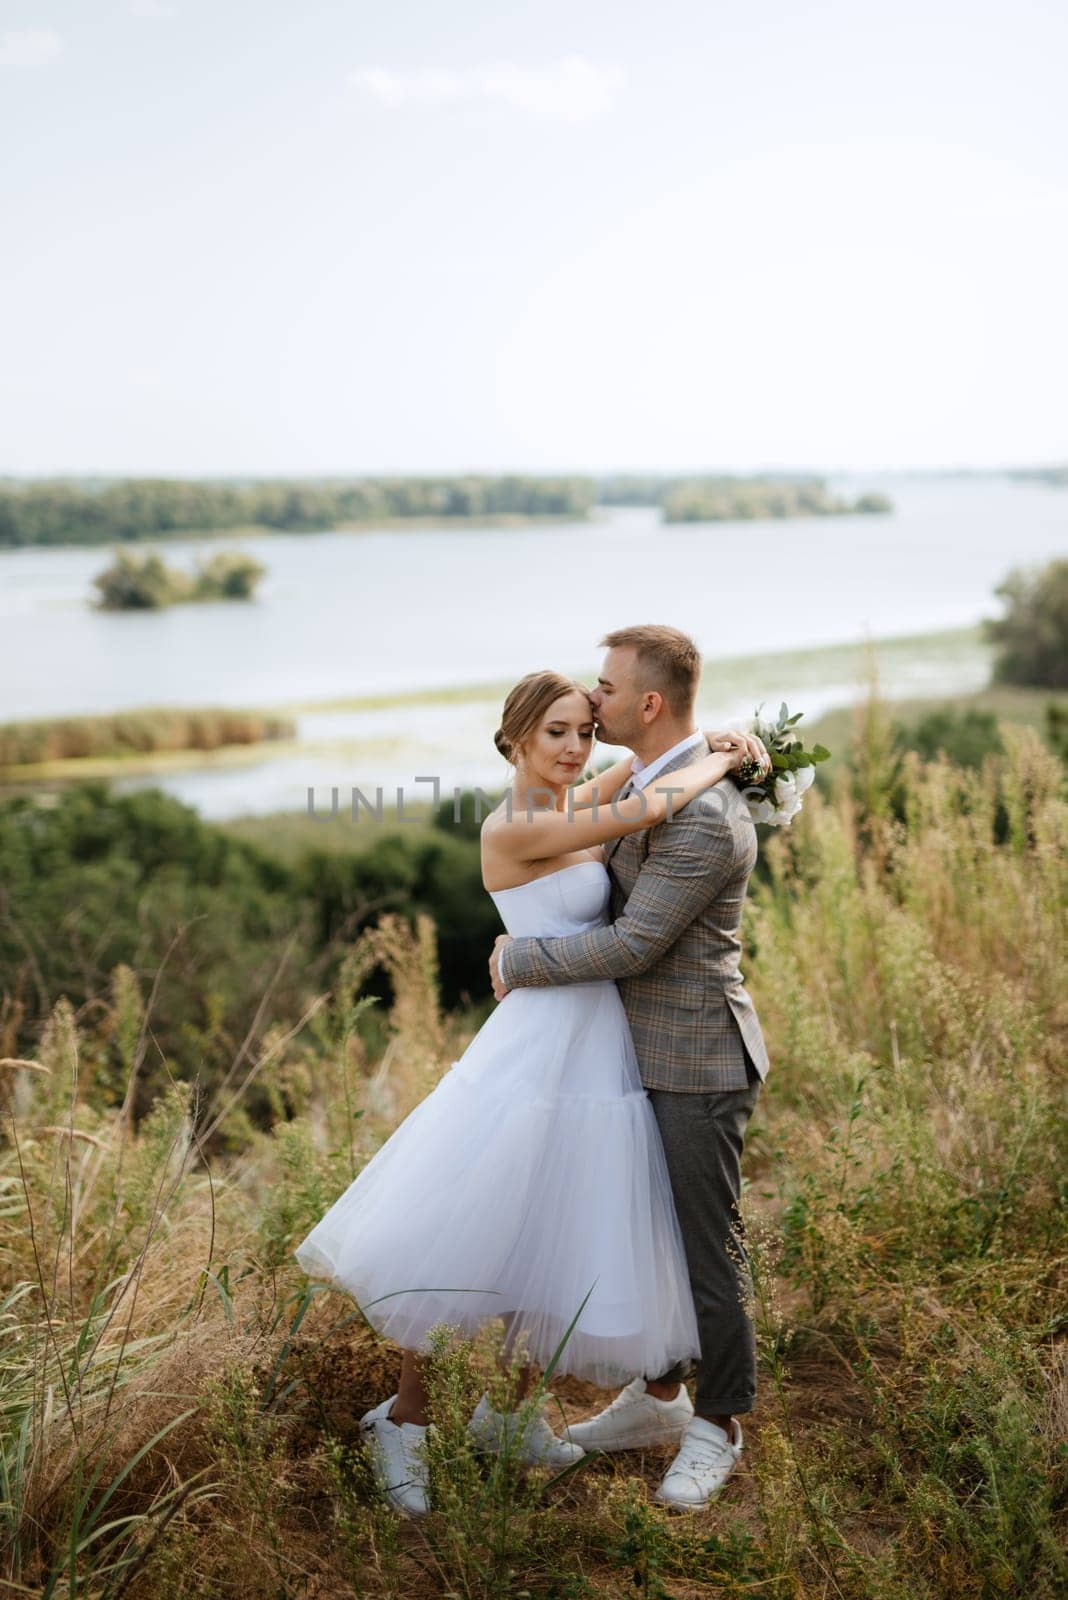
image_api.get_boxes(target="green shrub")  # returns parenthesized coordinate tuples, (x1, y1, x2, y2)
(893, 705, 1004, 770)
(91, 546, 264, 609)
(984, 557, 1068, 688)
(91, 548, 182, 608)
(191, 549, 266, 599)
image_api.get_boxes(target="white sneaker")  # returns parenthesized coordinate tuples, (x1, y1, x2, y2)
(655, 1415, 744, 1510)
(563, 1376, 694, 1452)
(468, 1393, 585, 1467)
(360, 1394, 431, 1517)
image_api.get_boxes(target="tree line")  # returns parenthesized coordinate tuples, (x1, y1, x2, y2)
(596, 472, 892, 519)
(0, 472, 900, 547)
(0, 475, 596, 547)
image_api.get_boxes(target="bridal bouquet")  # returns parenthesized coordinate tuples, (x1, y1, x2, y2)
(733, 702, 830, 827)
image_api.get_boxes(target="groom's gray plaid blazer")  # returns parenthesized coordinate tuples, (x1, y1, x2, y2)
(497, 742, 770, 1093)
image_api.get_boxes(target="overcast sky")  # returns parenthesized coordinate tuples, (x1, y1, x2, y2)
(2, 0, 1065, 477)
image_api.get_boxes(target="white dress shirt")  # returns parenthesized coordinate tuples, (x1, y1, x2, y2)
(628, 728, 707, 790)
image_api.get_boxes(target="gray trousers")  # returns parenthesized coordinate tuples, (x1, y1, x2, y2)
(646, 1049, 762, 1417)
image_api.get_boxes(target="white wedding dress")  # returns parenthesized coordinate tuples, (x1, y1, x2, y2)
(293, 858, 700, 1386)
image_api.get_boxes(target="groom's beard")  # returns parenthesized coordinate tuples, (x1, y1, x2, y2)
(595, 715, 636, 749)
(591, 713, 633, 748)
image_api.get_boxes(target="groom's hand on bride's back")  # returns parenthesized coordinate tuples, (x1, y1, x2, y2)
(491, 935, 513, 1000)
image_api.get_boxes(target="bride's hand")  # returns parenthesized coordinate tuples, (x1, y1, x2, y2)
(704, 728, 772, 777)
(490, 935, 512, 1001)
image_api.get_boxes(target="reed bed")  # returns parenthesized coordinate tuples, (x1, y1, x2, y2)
(0, 709, 295, 769)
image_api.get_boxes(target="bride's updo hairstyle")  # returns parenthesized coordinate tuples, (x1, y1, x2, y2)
(494, 670, 592, 767)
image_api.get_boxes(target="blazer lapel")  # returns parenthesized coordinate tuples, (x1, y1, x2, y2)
(603, 775, 636, 865)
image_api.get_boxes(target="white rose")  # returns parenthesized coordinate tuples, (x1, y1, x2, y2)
(767, 772, 802, 825)
(747, 795, 778, 825)
(794, 764, 816, 795)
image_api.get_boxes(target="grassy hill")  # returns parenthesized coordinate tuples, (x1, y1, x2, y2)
(1, 701, 1064, 1598)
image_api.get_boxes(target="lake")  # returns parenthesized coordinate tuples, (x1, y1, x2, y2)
(1, 472, 1065, 817)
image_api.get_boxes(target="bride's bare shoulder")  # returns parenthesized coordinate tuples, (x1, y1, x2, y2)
(480, 801, 512, 839)
(479, 805, 516, 869)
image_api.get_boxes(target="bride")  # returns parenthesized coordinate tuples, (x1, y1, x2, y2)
(293, 669, 765, 1515)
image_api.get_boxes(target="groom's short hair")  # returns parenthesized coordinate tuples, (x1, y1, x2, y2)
(599, 624, 701, 717)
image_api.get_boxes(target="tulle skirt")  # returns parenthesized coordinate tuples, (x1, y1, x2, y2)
(293, 979, 700, 1387)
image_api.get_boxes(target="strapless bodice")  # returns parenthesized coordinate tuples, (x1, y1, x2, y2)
(488, 860, 611, 937)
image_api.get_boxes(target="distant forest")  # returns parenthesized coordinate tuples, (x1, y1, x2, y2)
(0, 470, 892, 548)
(0, 476, 594, 547)
(597, 474, 891, 521)
(1007, 465, 1068, 488)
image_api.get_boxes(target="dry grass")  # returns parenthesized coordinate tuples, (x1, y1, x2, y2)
(0, 708, 295, 770)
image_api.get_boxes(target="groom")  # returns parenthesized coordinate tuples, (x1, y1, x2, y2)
(489, 623, 770, 1511)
